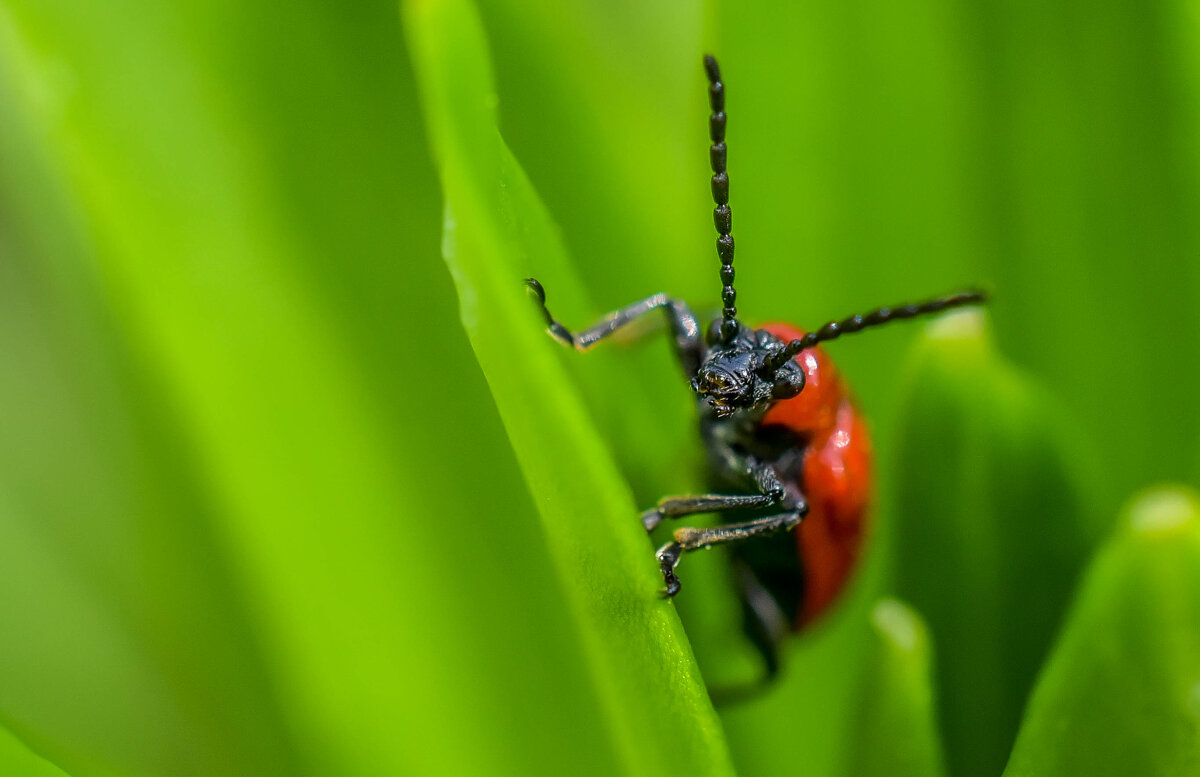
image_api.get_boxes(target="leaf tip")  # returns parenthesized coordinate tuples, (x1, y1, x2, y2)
(870, 598, 927, 655)
(924, 307, 988, 342)
(1125, 486, 1200, 539)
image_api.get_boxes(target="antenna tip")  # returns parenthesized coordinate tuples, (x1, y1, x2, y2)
(957, 288, 990, 305)
(703, 54, 721, 83)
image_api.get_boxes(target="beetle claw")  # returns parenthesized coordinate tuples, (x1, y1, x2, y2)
(641, 508, 663, 532)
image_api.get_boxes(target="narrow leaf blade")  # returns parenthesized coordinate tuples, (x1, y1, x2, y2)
(890, 310, 1099, 777)
(837, 599, 947, 777)
(403, 0, 735, 774)
(0, 725, 72, 777)
(1004, 487, 1200, 776)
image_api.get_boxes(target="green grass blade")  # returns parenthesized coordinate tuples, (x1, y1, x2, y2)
(477, 0, 708, 306)
(470, 0, 710, 510)
(0, 21, 305, 776)
(836, 600, 947, 777)
(1004, 487, 1200, 776)
(0, 724, 71, 777)
(718, 602, 871, 777)
(889, 310, 1101, 777)
(2, 0, 644, 773)
(965, 0, 1200, 511)
(403, 0, 734, 774)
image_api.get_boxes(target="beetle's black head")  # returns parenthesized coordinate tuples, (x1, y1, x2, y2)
(692, 325, 805, 417)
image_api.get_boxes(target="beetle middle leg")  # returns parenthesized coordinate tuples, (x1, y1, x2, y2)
(656, 508, 805, 597)
(703, 561, 792, 705)
(641, 493, 779, 531)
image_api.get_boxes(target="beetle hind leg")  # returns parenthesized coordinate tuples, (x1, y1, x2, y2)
(734, 560, 789, 682)
(703, 562, 791, 705)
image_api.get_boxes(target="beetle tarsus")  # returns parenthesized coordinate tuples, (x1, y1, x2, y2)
(657, 541, 683, 597)
(524, 277, 546, 303)
(522, 279, 703, 370)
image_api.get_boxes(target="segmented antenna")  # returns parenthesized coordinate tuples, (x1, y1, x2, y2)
(705, 55, 738, 344)
(761, 290, 989, 373)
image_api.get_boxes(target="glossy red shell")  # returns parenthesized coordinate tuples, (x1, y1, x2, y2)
(759, 323, 873, 625)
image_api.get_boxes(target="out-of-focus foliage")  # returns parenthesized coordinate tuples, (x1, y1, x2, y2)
(1004, 488, 1200, 776)
(889, 312, 1099, 777)
(1, 0, 1198, 774)
(836, 599, 948, 777)
(0, 0, 647, 773)
(0, 724, 69, 777)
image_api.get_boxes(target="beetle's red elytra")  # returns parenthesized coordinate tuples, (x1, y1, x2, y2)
(526, 54, 984, 677)
(759, 324, 871, 625)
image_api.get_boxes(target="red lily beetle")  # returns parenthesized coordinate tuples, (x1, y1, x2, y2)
(527, 55, 984, 675)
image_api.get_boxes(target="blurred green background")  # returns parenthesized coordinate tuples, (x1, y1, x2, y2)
(1, 0, 1198, 775)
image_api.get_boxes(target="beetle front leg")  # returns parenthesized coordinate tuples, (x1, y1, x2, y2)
(525, 278, 704, 376)
(641, 455, 793, 531)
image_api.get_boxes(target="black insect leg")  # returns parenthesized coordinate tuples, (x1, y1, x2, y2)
(643, 449, 794, 530)
(733, 560, 789, 682)
(703, 561, 791, 705)
(675, 509, 804, 550)
(641, 493, 778, 532)
(657, 541, 684, 597)
(647, 447, 805, 596)
(525, 278, 704, 376)
(657, 507, 805, 597)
